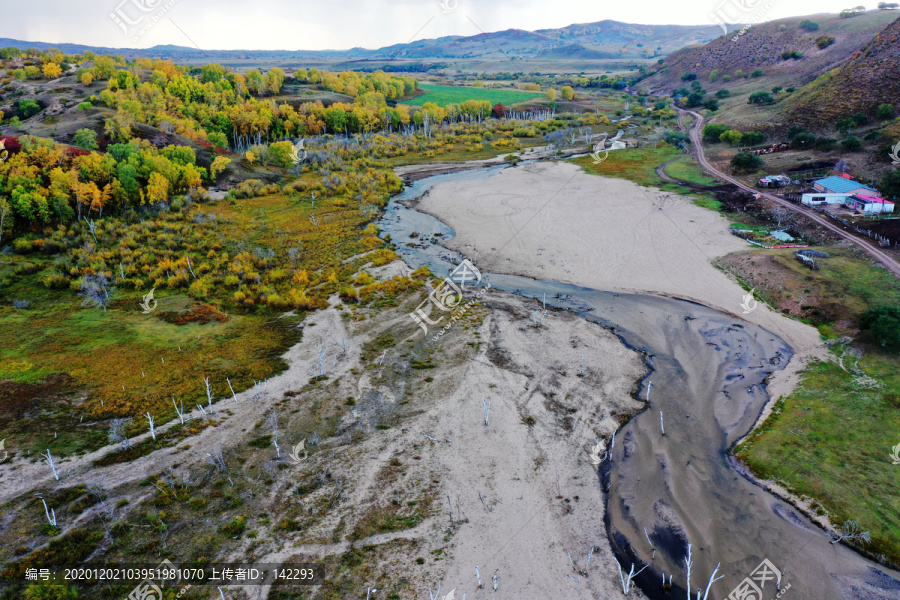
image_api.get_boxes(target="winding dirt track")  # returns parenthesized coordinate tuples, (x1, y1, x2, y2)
(677, 108, 900, 276)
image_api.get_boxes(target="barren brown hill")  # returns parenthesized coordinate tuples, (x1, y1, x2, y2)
(784, 15, 900, 126)
(636, 11, 898, 94)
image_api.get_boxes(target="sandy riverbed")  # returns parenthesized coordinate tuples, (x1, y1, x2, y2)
(413, 160, 826, 401)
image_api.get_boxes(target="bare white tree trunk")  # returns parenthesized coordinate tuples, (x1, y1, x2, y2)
(41, 450, 60, 480)
(482, 395, 491, 427)
(204, 377, 214, 413)
(39, 497, 57, 527)
(269, 409, 281, 459)
(314, 342, 329, 377)
(145, 412, 156, 440)
(172, 397, 186, 424)
(617, 561, 648, 594)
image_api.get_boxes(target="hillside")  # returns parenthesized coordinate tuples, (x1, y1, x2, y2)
(371, 20, 726, 61)
(637, 11, 898, 94)
(784, 15, 900, 125)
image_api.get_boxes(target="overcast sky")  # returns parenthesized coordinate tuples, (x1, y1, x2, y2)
(1, 0, 861, 51)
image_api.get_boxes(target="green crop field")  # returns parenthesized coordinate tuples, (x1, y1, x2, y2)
(403, 83, 544, 107)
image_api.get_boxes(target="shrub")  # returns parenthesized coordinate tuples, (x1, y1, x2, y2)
(730, 152, 764, 173)
(703, 98, 719, 111)
(841, 136, 862, 152)
(748, 91, 774, 105)
(815, 137, 836, 150)
(43, 272, 70, 289)
(751, 69, 764, 77)
(715, 89, 731, 99)
(781, 50, 804, 60)
(836, 118, 855, 134)
(816, 36, 836, 49)
(13, 239, 35, 253)
(799, 20, 820, 31)
(339, 286, 359, 303)
(860, 306, 900, 349)
(219, 516, 247, 537)
(877, 104, 894, 119)
(680, 72, 698, 81)
(665, 131, 690, 146)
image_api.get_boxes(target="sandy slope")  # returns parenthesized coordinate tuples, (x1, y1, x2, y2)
(414, 160, 825, 402)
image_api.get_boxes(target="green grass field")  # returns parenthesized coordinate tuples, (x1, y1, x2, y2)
(718, 245, 900, 564)
(664, 156, 721, 187)
(403, 84, 544, 107)
(570, 143, 681, 187)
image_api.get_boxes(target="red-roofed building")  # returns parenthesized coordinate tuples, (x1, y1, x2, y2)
(847, 194, 894, 214)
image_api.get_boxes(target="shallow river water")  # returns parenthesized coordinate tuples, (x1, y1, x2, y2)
(378, 163, 900, 600)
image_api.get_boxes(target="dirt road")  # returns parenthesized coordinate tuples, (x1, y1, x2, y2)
(678, 108, 900, 276)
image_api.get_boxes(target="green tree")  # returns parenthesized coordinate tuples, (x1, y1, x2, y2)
(880, 168, 900, 198)
(685, 92, 705, 108)
(703, 98, 719, 111)
(790, 131, 817, 149)
(200, 63, 226, 83)
(742, 131, 765, 145)
(73, 128, 98, 151)
(720, 130, 743, 145)
(877, 104, 894, 119)
(702, 123, 730, 143)
(800, 19, 820, 30)
(851, 112, 869, 126)
(19, 99, 41, 118)
(751, 69, 764, 77)
(730, 152, 764, 173)
(860, 306, 900, 349)
(715, 89, 730, 99)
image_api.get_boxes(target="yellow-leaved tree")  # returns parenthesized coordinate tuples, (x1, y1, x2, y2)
(43, 63, 62, 79)
(210, 156, 232, 180)
(146, 172, 170, 204)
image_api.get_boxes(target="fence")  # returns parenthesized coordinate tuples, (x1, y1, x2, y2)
(818, 211, 895, 247)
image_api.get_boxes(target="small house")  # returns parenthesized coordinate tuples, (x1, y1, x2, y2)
(846, 194, 894, 214)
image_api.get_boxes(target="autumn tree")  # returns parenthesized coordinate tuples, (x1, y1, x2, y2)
(43, 63, 62, 79)
(146, 172, 170, 204)
(561, 86, 575, 100)
(265, 67, 286, 94)
(210, 156, 232, 180)
(546, 88, 558, 101)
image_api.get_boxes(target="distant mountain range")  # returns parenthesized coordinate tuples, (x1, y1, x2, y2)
(0, 19, 730, 65)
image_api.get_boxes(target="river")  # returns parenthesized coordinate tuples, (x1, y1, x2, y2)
(377, 162, 900, 600)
